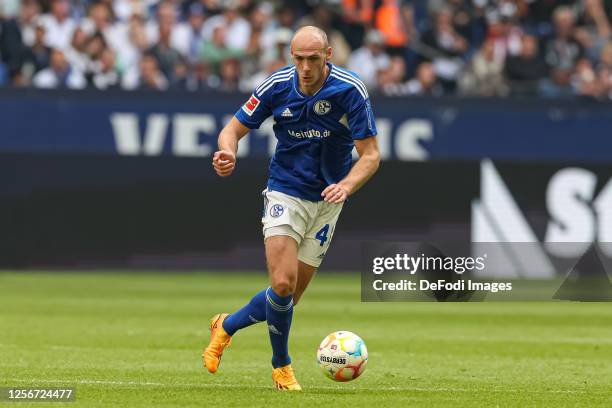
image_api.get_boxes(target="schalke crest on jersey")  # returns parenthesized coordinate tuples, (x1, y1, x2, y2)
(313, 100, 331, 115)
(270, 204, 284, 218)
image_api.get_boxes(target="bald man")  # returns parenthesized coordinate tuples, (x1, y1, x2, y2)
(204, 26, 380, 390)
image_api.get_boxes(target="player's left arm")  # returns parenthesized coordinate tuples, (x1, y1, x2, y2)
(322, 136, 380, 203)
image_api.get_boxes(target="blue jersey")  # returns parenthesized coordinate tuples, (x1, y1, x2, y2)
(234, 63, 378, 202)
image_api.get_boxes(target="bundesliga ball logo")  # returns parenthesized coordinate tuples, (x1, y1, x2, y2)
(317, 331, 368, 382)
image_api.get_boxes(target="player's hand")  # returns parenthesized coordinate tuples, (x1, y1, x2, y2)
(212, 150, 236, 177)
(322, 184, 349, 204)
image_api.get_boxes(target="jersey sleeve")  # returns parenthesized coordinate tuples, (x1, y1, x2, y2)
(234, 89, 273, 129)
(347, 89, 377, 140)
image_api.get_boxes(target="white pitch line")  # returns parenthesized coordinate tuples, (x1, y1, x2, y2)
(5, 378, 165, 386)
(2, 378, 592, 394)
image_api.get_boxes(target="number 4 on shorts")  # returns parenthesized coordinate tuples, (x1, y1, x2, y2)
(315, 224, 330, 246)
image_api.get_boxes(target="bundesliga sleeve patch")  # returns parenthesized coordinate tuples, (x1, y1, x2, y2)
(242, 94, 260, 116)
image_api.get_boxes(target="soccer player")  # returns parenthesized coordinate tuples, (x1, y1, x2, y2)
(204, 26, 380, 390)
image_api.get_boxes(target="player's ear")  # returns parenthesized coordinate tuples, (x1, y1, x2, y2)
(325, 46, 332, 62)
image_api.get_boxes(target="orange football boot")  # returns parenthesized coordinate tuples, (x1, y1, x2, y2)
(202, 313, 232, 373)
(272, 364, 302, 391)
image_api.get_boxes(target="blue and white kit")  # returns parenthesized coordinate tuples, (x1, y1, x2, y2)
(235, 63, 378, 266)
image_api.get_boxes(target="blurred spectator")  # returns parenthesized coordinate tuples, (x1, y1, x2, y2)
(0, 0, 40, 80)
(112, 0, 150, 23)
(38, 0, 76, 50)
(91, 47, 120, 89)
(599, 40, 612, 69)
(64, 27, 90, 73)
(410, 62, 443, 96)
(146, 1, 180, 51)
(383, 61, 443, 96)
(298, 5, 351, 67)
(574, 0, 611, 61)
(147, 9, 182, 78)
(0, 0, 610, 99)
(571, 57, 600, 97)
(0, 0, 40, 63)
(377, 55, 406, 89)
(19, 23, 53, 82)
(374, 0, 411, 55)
(597, 40, 612, 76)
(32, 48, 86, 89)
(202, 0, 251, 52)
(169, 56, 189, 90)
(80, 2, 124, 55)
(596, 42, 612, 99)
(260, 27, 292, 68)
(218, 57, 241, 92)
(340, 0, 373, 50)
(172, 3, 207, 62)
(84, 32, 107, 69)
(434, 0, 487, 45)
(504, 34, 549, 95)
(276, 5, 297, 31)
(347, 30, 391, 90)
(122, 52, 168, 90)
(0, 18, 19, 78)
(22, 0, 42, 47)
(186, 61, 218, 92)
(486, 3, 524, 63)
(542, 6, 584, 96)
(200, 25, 244, 75)
(242, 2, 276, 77)
(420, 7, 469, 92)
(118, 12, 149, 72)
(246, 2, 276, 56)
(460, 38, 508, 96)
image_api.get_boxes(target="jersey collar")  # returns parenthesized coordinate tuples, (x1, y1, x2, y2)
(293, 62, 333, 99)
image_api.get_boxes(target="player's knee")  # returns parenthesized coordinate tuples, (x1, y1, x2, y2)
(271, 276, 296, 297)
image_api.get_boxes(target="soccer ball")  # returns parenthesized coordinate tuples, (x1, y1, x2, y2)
(317, 331, 368, 382)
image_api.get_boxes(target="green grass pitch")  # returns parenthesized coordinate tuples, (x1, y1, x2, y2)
(1, 272, 611, 407)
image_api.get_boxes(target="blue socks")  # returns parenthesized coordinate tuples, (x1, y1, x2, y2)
(221, 286, 294, 368)
(222, 289, 267, 336)
(265, 287, 293, 368)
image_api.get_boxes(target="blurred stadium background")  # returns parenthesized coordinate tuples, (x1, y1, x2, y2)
(2, 0, 612, 97)
(0, 0, 611, 268)
(1, 0, 612, 406)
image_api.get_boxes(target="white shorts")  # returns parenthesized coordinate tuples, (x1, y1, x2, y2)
(261, 188, 343, 267)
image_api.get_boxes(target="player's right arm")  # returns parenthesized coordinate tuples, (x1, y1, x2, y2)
(213, 83, 275, 177)
(213, 117, 250, 177)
